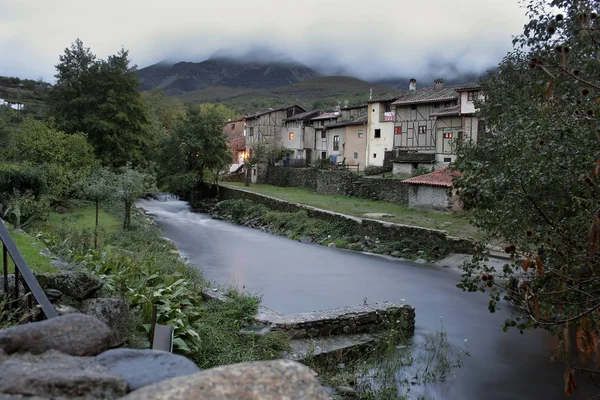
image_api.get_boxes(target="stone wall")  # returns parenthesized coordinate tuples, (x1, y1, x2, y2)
(254, 303, 415, 340)
(218, 185, 473, 254)
(265, 166, 409, 204)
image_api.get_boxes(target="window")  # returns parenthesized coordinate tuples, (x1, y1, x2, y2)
(321, 151, 327, 159)
(468, 91, 477, 101)
(411, 104, 417, 110)
(231, 123, 236, 129)
(394, 126, 402, 135)
(358, 130, 364, 138)
(434, 103, 440, 108)
(374, 129, 381, 138)
(249, 127, 254, 136)
(373, 153, 377, 158)
(444, 157, 452, 162)
(384, 103, 392, 112)
(353, 152, 358, 159)
(443, 132, 453, 139)
(297, 149, 303, 158)
(333, 135, 340, 151)
(372, 108, 375, 113)
(289, 133, 294, 140)
(321, 131, 326, 139)
(418, 126, 426, 134)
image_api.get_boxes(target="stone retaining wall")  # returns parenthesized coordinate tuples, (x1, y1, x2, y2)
(218, 185, 474, 254)
(255, 303, 415, 340)
(265, 166, 408, 204)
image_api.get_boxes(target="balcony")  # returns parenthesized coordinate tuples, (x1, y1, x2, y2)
(380, 112, 395, 122)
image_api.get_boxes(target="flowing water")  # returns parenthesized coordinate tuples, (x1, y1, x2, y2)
(137, 198, 598, 400)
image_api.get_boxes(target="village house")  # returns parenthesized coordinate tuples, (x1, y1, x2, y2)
(456, 84, 485, 144)
(390, 79, 462, 174)
(402, 167, 463, 211)
(223, 119, 246, 172)
(245, 105, 306, 148)
(310, 112, 341, 162)
(280, 110, 321, 165)
(365, 93, 403, 167)
(325, 105, 368, 168)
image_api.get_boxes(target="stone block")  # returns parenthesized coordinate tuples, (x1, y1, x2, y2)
(83, 298, 131, 347)
(96, 349, 200, 392)
(0, 313, 112, 356)
(122, 360, 329, 400)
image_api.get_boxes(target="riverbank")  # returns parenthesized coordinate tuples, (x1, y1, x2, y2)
(210, 185, 474, 261)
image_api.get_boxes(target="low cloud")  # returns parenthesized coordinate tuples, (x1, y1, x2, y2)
(0, 0, 526, 83)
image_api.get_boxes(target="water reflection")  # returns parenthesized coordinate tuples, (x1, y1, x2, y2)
(137, 198, 599, 400)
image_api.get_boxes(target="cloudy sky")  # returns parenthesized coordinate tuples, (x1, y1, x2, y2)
(0, 0, 527, 82)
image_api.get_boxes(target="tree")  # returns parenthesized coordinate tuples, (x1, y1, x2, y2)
(48, 40, 155, 167)
(244, 141, 268, 186)
(76, 167, 115, 248)
(7, 118, 97, 204)
(454, 0, 600, 394)
(115, 164, 155, 230)
(158, 104, 232, 197)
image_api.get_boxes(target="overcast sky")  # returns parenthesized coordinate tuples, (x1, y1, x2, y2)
(0, 0, 527, 82)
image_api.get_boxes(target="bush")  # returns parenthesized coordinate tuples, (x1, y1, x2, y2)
(0, 163, 47, 199)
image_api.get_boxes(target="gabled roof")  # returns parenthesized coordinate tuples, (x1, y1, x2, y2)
(403, 167, 462, 188)
(311, 112, 340, 121)
(455, 83, 482, 92)
(326, 115, 368, 128)
(284, 110, 321, 122)
(367, 93, 404, 104)
(246, 104, 306, 119)
(430, 105, 460, 117)
(340, 104, 368, 111)
(392, 87, 458, 106)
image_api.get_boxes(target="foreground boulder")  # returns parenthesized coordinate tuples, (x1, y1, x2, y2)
(0, 313, 112, 356)
(35, 271, 103, 300)
(122, 359, 330, 400)
(96, 349, 201, 391)
(84, 298, 131, 347)
(0, 350, 127, 399)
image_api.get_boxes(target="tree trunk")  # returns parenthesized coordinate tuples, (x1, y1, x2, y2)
(94, 199, 99, 249)
(245, 167, 251, 186)
(124, 200, 131, 230)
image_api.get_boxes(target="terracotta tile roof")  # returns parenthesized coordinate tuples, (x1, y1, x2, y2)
(392, 87, 458, 106)
(311, 112, 340, 120)
(402, 167, 462, 187)
(326, 115, 367, 128)
(430, 105, 460, 117)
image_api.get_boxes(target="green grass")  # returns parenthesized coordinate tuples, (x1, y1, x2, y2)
(8, 230, 57, 274)
(224, 183, 480, 239)
(45, 201, 121, 234)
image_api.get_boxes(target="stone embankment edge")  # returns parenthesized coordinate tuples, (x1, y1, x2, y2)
(218, 184, 475, 256)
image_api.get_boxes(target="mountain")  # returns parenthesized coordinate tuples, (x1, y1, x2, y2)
(137, 57, 320, 95)
(178, 76, 397, 114)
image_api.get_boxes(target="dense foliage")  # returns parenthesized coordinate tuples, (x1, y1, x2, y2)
(48, 39, 154, 167)
(454, 0, 600, 393)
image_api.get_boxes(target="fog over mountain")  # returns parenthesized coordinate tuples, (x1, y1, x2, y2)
(0, 0, 525, 83)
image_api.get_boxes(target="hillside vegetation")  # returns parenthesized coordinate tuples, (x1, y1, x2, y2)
(0, 76, 51, 119)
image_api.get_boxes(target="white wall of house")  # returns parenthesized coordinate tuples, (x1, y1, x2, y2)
(327, 126, 345, 163)
(408, 185, 451, 211)
(367, 102, 394, 166)
(281, 122, 304, 153)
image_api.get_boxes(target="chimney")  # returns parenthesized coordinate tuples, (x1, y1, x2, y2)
(409, 78, 417, 91)
(434, 78, 444, 89)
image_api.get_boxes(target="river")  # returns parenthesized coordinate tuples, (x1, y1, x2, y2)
(137, 198, 598, 400)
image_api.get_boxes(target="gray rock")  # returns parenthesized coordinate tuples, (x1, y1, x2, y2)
(122, 359, 329, 400)
(0, 350, 127, 399)
(38, 248, 51, 257)
(328, 242, 337, 248)
(336, 385, 357, 397)
(44, 288, 62, 301)
(299, 236, 313, 244)
(415, 258, 428, 264)
(54, 304, 81, 316)
(49, 259, 75, 270)
(96, 349, 200, 391)
(36, 271, 103, 300)
(0, 313, 112, 356)
(83, 298, 131, 347)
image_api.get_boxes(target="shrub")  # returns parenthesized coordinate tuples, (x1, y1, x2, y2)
(0, 163, 47, 199)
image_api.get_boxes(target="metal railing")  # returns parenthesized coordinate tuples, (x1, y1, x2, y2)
(0, 219, 57, 319)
